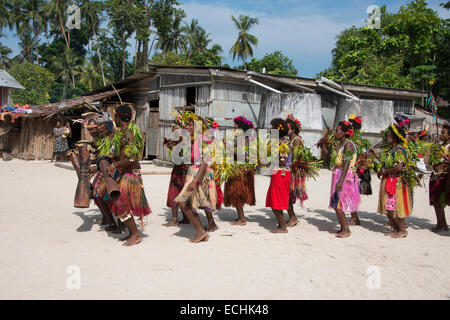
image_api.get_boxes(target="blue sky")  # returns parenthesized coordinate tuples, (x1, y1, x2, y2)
(1, 0, 449, 78)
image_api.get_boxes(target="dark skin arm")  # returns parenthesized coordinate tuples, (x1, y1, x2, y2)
(335, 141, 355, 192)
(376, 148, 406, 179)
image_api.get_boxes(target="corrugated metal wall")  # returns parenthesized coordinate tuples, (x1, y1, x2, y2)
(158, 87, 186, 160)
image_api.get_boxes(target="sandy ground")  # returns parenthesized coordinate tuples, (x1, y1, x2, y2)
(0, 159, 449, 300)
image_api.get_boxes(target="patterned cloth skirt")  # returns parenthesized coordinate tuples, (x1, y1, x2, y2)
(110, 172, 151, 221)
(166, 164, 188, 208)
(329, 168, 360, 213)
(377, 176, 412, 218)
(224, 169, 256, 208)
(174, 165, 217, 212)
(290, 171, 308, 206)
(53, 136, 69, 154)
(266, 170, 291, 211)
(429, 172, 449, 207)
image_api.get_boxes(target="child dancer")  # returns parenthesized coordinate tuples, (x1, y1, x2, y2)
(329, 121, 360, 238)
(265, 118, 291, 233)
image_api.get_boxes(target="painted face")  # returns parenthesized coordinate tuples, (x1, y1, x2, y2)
(387, 130, 395, 146)
(186, 120, 195, 136)
(334, 125, 345, 140)
(98, 123, 108, 136)
(440, 128, 449, 142)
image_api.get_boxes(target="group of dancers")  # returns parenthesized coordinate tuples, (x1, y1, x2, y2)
(77, 105, 450, 246)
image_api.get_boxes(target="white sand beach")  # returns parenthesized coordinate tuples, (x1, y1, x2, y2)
(0, 159, 449, 300)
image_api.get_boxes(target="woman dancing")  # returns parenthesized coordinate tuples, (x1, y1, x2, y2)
(163, 120, 189, 227)
(286, 114, 306, 227)
(265, 118, 292, 233)
(348, 115, 372, 226)
(375, 123, 412, 238)
(428, 124, 450, 232)
(329, 121, 360, 238)
(223, 116, 256, 226)
(174, 116, 217, 243)
(108, 105, 151, 246)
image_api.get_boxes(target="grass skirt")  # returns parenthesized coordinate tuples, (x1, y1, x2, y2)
(166, 164, 188, 208)
(175, 165, 217, 212)
(224, 169, 256, 208)
(290, 171, 308, 206)
(111, 172, 151, 220)
(429, 172, 449, 207)
(329, 168, 360, 213)
(266, 170, 291, 210)
(377, 176, 412, 218)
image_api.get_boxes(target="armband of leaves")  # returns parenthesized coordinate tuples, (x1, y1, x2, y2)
(342, 149, 354, 162)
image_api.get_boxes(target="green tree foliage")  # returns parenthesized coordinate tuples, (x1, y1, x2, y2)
(150, 51, 188, 66)
(229, 15, 259, 67)
(8, 61, 55, 104)
(319, 0, 448, 101)
(240, 50, 297, 76)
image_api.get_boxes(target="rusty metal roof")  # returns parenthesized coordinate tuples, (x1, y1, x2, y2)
(25, 87, 130, 118)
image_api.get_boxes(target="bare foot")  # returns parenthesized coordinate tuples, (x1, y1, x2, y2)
(348, 219, 361, 226)
(163, 220, 179, 227)
(189, 232, 209, 243)
(230, 219, 247, 226)
(431, 226, 449, 233)
(384, 231, 396, 237)
(286, 218, 298, 227)
(102, 224, 118, 232)
(205, 223, 218, 232)
(270, 227, 288, 234)
(391, 230, 408, 238)
(335, 230, 351, 238)
(123, 234, 142, 246)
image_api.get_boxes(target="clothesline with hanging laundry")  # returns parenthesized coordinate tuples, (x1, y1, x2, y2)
(0, 104, 33, 122)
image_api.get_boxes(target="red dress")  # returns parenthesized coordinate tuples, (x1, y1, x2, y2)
(265, 169, 291, 210)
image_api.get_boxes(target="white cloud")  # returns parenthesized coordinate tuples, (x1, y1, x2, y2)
(182, 1, 354, 76)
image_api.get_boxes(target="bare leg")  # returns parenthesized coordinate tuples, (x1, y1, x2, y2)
(334, 209, 351, 238)
(270, 210, 288, 233)
(384, 212, 399, 236)
(163, 205, 180, 227)
(230, 206, 247, 226)
(122, 216, 142, 246)
(348, 211, 361, 226)
(204, 209, 218, 232)
(432, 202, 449, 232)
(179, 212, 190, 224)
(179, 202, 208, 243)
(391, 217, 408, 238)
(286, 203, 299, 227)
(51, 154, 55, 162)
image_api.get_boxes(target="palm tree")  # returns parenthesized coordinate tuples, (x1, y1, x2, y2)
(82, 0, 106, 85)
(0, 0, 13, 29)
(0, 32, 12, 68)
(24, 0, 46, 65)
(17, 27, 35, 62)
(43, 0, 72, 50)
(181, 19, 212, 61)
(80, 58, 103, 90)
(229, 15, 259, 69)
(156, 14, 184, 54)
